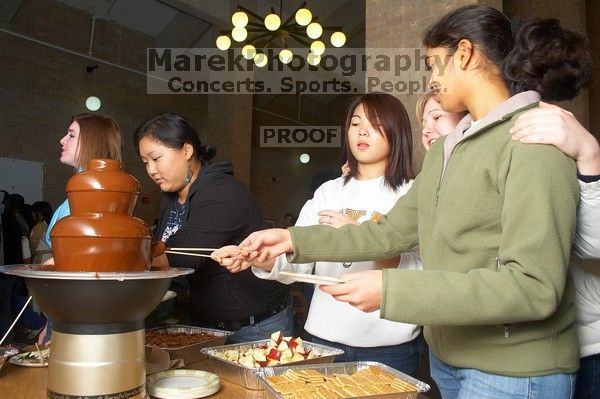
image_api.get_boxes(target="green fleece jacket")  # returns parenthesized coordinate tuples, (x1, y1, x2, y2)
(288, 91, 579, 376)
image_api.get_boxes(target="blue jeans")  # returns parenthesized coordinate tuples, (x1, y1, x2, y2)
(429, 351, 576, 399)
(575, 353, 600, 399)
(310, 334, 422, 377)
(226, 303, 294, 344)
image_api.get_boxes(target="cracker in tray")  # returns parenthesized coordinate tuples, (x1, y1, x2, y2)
(267, 365, 417, 398)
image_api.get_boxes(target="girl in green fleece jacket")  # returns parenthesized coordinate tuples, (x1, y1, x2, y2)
(215, 5, 592, 399)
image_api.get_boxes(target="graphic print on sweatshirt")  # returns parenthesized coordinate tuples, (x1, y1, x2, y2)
(343, 208, 383, 223)
(161, 201, 189, 242)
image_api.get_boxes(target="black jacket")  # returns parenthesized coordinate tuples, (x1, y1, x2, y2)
(155, 161, 289, 323)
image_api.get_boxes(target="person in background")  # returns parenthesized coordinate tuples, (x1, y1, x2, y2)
(0, 191, 18, 343)
(416, 91, 465, 151)
(1, 194, 27, 265)
(223, 6, 591, 398)
(38, 113, 123, 345)
(8, 194, 31, 264)
(29, 201, 53, 264)
(218, 93, 422, 375)
(44, 114, 122, 250)
(134, 113, 293, 343)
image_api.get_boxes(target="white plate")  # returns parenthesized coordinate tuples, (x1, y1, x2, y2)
(279, 271, 346, 285)
(8, 349, 50, 367)
(147, 369, 220, 399)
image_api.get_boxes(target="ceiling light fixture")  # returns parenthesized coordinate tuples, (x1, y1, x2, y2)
(215, 1, 346, 67)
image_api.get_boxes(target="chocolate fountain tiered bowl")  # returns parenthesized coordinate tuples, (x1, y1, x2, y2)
(0, 159, 192, 399)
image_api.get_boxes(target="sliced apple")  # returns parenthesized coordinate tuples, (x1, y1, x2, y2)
(267, 348, 281, 360)
(252, 350, 267, 363)
(270, 331, 283, 344)
(277, 340, 289, 351)
(281, 348, 292, 358)
(291, 353, 305, 362)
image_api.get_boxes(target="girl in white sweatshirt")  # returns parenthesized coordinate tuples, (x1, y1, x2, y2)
(248, 93, 423, 376)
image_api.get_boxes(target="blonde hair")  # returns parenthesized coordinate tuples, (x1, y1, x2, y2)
(415, 92, 436, 126)
(72, 114, 123, 169)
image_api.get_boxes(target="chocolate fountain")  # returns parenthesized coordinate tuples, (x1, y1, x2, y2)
(0, 159, 193, 399)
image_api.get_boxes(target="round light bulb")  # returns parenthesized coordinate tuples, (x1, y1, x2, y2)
(306, 22, 323, 39)
(264, 13, 281, 31)
(85, 96, 101, 111)
(254, 52, 268, 67)
(310, 40, 325, 56)
(330, 31, 346, 47)
(231, 11, 248, 28)
(295, 8, 312, 26)
(300, 153, 310, 164)
(216, 35, 231, 50)
(231, 27, 248, 42)
(307, 51, 321, 66)
(279, 48, 293, 64)
(242, 44, 256, 60)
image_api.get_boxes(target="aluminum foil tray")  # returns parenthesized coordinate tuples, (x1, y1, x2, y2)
(146, 325, 232, 366)
(201, 340, 344, 390)
(256, 361, 430, 399)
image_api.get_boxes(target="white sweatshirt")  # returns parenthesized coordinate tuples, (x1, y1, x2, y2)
(571, 179, 600, 358)
(253, 176, 421, 347)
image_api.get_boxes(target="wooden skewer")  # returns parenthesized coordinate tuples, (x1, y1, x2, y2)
(0, 296, 32, 346)
(34, 343, 45, 365)
(166, 247, 226, 252)
(165, 250, 214, 258)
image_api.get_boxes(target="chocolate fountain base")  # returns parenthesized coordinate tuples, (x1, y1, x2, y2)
(0, 265, 194, 399)
(48, 330, 146, 399)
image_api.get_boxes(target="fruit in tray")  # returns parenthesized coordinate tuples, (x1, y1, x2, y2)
(216, 331, 319, 368)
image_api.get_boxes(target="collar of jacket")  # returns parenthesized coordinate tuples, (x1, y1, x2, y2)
(441, 91, 541, 177)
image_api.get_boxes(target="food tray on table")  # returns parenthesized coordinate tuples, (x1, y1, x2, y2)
(256, 361, 431, 399)
(145, 325, 232, 366)
(200, 339, 344, 390)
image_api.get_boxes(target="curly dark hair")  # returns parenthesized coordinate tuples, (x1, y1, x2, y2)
(503, 18, 590, 101)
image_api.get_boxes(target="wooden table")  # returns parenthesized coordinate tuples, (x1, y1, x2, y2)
(0, 360, 431, 398)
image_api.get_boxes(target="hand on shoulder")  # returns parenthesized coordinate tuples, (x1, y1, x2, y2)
(510, 101, 600, 175)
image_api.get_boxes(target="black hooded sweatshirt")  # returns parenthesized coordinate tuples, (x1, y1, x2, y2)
(155, 161, 289, 323)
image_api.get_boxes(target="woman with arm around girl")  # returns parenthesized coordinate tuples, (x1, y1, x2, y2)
(228, 6, 591, 398)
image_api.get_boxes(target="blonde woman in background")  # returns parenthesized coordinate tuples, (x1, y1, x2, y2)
(38, 113, 123, 345)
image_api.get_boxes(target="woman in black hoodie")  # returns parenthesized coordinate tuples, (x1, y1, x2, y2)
(134, 113, 292, 343)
